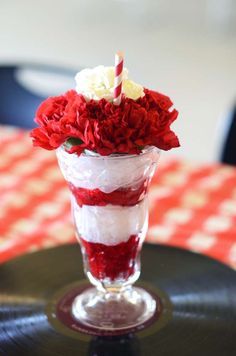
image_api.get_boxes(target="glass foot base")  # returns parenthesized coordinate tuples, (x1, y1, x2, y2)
(72, 286, 157, 331)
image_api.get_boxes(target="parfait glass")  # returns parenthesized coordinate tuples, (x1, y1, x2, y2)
(56, 146, 160, 332)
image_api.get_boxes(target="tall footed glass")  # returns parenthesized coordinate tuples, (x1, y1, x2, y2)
(57, 146, 160, 331)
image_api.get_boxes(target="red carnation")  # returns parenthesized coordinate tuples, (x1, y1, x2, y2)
(30, 88, 180, 155)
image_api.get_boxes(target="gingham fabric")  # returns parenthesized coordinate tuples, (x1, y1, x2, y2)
(0, 126, 236, 268)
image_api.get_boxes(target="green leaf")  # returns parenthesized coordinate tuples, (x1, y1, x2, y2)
(64, 137, 83, 150)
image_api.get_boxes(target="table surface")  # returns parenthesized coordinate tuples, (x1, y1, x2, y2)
(0, 125, 236, 268)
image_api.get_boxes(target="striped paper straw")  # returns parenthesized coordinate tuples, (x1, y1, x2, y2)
(113, 51, 124, 105)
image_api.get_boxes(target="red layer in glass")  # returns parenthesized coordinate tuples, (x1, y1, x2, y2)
(80, 235, 140, 281)
(69, 181, 148, 207)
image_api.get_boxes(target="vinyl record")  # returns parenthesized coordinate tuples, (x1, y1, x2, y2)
(0, 244, 236, 356)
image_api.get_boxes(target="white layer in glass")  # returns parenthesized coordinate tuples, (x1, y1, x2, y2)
(56, 146, 159, 193)
(72, 197, 148, 246)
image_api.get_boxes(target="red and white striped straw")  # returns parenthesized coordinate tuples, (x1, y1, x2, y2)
(113, 51, 124, 105)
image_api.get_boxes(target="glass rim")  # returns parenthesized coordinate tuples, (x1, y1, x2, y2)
(67, 145, 160, 160)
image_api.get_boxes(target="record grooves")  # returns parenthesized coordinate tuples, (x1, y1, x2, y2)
(0, 244, 236, 355)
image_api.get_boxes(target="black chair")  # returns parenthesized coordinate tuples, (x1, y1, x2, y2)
(0, 63, 77, 129)
(220, 105, 236, 165)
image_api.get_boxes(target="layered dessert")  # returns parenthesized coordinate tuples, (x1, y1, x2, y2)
(31, 63, 179, 285)
(57, 145, 159, 281)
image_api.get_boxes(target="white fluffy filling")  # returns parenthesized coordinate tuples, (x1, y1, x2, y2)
(56, 147, 159, 193)
(72, 198, 148, 246)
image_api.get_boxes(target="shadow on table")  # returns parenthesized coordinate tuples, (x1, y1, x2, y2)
(88, 334, 140, 356)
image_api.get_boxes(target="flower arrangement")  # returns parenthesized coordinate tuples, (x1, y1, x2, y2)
(31, 66, 179, 156)
(30, 60, 181, 331)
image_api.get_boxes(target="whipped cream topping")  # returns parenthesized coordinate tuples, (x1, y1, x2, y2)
(72, 198, 148, 246)
(75, 65, 144, 101)
(56, 147, 159, 193)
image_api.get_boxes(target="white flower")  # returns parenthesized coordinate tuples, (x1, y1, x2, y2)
(75, 65, 144, 101)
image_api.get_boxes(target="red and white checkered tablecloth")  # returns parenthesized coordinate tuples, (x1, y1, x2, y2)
(0, 125, 236, 268)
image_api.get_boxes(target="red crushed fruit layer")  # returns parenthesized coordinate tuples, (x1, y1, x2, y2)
(69, 181, 148, 207)
(80, 235, 140, 281)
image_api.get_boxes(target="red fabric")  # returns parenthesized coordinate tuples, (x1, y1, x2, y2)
(69, 181, 148, 207)
(1, 126, 236, 268)
(80, 235, 139, 281)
